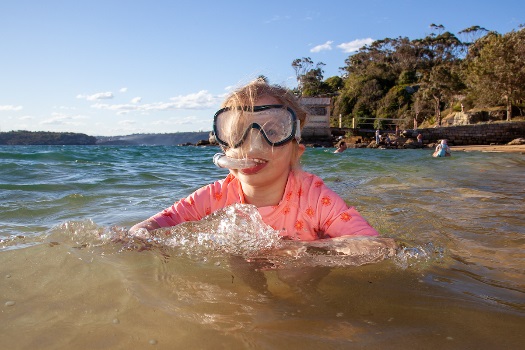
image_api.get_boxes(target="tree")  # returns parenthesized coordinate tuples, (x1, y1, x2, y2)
(466, 29, 525, 120)
(324, 76, 344, 92)
(415, 26, 465, 125)
(291, 57, 326, 95)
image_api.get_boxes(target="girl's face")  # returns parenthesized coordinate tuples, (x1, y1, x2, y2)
(224, 96, 304, 188)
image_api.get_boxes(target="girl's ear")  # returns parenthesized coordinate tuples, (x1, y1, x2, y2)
(297, 143, 306, 156)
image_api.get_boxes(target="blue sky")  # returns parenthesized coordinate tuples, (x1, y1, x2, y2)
(1, 0, 523, 136)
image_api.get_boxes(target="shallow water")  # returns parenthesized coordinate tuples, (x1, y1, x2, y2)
(1, 145, 524, 349)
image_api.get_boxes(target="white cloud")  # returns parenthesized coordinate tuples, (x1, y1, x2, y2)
(337, 38, 374, 53)
(264, 15, 291, 24)
(0, 105, 23, 111)
(119, 87, 128, 93)
(118, 119, 136, 126)
(19, 115, 34, 120)
(39, 112, 88, 126)
(310, 41, 333, 53)
(169, 90, 219, 109)
(91, 90, 220, 113)
(150, 115, 212, 128)
(131, 97, 142, 104)
(77, 92, 114, 101)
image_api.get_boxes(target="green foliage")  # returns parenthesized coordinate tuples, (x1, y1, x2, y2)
(0, 131, 97, 145)
(465, 28, 525, 120)
(398, 70, 417, 84)
(326, 23, 524, 129)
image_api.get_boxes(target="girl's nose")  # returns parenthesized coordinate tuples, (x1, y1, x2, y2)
(241, 129, 267, 153)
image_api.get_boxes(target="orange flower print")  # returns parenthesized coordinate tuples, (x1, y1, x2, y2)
(295, 220, 304, 230)
(314, 180, 323, 188)
(321, 196, 331, 206)
(213, 191, 223, 201)
(340, 212, 352, 222)
(305, 207, 315, 217)
(297, 187, 303, 198)
(285, 191, 293, 201)
(282, 206, 291, 215)
(205, 207, 211, 216)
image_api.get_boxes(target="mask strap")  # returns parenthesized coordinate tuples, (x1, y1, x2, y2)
(295, 120, 301, 142)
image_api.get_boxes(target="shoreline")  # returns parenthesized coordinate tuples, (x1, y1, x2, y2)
(449, 144, 525, 153)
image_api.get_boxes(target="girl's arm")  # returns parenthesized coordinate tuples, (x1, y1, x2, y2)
(129, 218, 161, 235)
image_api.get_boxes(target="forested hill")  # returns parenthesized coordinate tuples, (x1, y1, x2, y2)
(95, 132, 211, 145)
(0, 131, 97, 145)
(0, 131, 212, 146)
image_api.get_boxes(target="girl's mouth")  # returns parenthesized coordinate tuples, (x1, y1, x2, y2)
(239, 158, 267, 175)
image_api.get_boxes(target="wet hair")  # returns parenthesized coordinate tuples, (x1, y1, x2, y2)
(220, 79, 307, 168)
(221, 78, 307, 130)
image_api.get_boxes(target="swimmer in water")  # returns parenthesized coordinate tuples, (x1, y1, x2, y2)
(433, 139, 451, 157)
(334, 141, 347, 153)
(130, 79, 379, 240)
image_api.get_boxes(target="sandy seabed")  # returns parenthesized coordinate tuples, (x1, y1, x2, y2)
(450, 144, 525, 153)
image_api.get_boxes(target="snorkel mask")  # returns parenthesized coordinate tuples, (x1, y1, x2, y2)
(212, 105, 301, 170)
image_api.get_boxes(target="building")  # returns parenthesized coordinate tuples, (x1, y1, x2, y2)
(300, 97, 331, 139)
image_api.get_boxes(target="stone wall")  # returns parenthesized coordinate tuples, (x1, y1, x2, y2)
(406, 121, 525, 145)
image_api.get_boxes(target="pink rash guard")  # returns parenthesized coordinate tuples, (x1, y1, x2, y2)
(151, 170, 379, 241)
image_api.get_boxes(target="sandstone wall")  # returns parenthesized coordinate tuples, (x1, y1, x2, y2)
(406, 121, 525, 145)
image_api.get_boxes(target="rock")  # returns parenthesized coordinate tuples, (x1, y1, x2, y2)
(367, 141, 379, 148)
(196, 139, 211, 146)
(508, 138, 525, 145)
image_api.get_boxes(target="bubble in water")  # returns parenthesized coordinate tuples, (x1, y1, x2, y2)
(155, 204, 282, 257)
(394, 242, 444, 269)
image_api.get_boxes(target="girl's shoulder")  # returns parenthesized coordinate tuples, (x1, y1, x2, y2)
(292, 170, 325, 187)
(292, 171, 338, 198)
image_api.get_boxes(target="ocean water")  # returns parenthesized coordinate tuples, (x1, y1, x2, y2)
(1, 145, 524, 349)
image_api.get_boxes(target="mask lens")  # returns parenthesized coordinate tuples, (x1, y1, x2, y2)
(214, 109, 246, 147)
(254, 109, 293, 144)
(213, 105, 296, 148)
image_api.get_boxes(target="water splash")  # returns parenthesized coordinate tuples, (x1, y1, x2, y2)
(154, 204, 282, 257)
(34, 204, 443, 269)
(393, 242, 445, 270)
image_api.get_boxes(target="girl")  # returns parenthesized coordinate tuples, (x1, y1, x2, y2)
(130, 79, 379, 240)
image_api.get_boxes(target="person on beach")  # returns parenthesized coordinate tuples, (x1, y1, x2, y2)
(417, 133, 423, 147)
(433, 139, 451, 157)
(384, 134, 391, 147)
(130, 79, 379, 240)
(375, 129, 381, 144)
(334, 141, 347, 153)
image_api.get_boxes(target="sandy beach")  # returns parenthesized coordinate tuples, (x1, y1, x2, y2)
(450, 144, 525, 153)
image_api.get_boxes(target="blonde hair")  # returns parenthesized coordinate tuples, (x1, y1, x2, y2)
(221, 79, 307, 130)
(220, 79, 307, 168)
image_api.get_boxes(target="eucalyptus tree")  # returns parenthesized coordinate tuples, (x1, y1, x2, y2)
(416, 25, 466, 125)
(291, 57, 326, 96)
(466, 28, 525, 120)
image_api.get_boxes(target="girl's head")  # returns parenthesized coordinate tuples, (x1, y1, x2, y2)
(214, 79, 307, 168)
(220, 78, 307, 127)
(441, 139, 448, 145)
